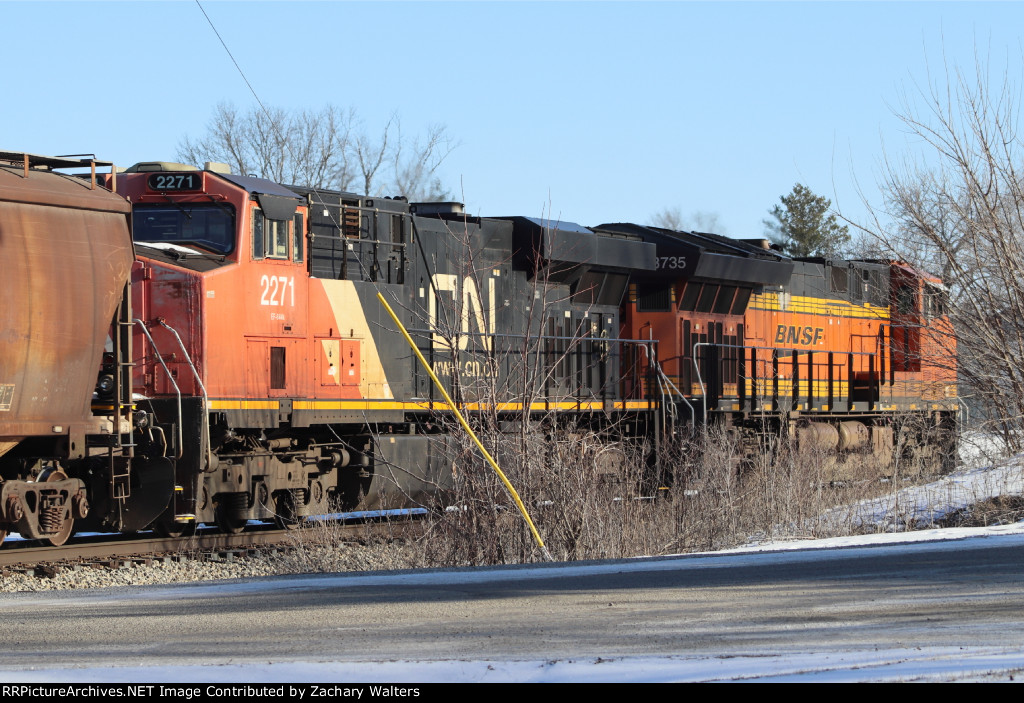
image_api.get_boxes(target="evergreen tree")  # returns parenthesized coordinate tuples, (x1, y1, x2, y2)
(764, 183, 850, 257)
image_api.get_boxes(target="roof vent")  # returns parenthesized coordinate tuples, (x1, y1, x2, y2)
(411, 201, 464, 216)
(124, 161, 196, 173)
(205, 162, 231, 174)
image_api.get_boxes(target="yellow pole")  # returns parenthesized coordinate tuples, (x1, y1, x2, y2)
(376, 292, 551, 559)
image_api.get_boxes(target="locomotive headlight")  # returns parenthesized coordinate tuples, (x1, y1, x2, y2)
(95, 373, 115, 399)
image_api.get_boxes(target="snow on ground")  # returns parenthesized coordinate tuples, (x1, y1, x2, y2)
(6, 647, 1024, 683)
(810, 438, 1024, 535)
(786, 463, 1024, 539)
(8, 441, 1024, 683)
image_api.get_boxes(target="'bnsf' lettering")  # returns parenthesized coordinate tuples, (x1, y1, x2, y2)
(775, 325, 824, 346)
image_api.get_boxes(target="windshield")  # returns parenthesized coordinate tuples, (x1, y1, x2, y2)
(133, 203, 236, 255)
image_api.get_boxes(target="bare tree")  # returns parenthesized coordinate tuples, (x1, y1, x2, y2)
(649, 207, 726, 234)
(866, 56, 1024, 447)
(178, 103, 456, 201)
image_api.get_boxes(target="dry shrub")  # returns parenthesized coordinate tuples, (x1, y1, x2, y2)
(415, 418, 924, 565)
(276, 413, 955, 571)
(936, 495, 1024, 528)
(417, 421, 661, 565)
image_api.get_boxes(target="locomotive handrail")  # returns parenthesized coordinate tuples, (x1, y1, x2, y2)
(405, 327, 655, 406)
(656, 359, 694, 427)
(157, 320, 213, 473)
(308, 233, 407, 247)
(133, 319, 183, 459)
(638, 341, 694, 427)
(405, 327, 661, 406)
(692, 342, 711, 422)
(690, 342, 895, 421)
(404, 328, 657, 344)
(338, 203, 411, 215)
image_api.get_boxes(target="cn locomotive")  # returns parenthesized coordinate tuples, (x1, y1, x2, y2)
(0, 151, 959, 546)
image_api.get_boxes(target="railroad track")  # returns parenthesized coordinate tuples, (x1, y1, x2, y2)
(0, 517, 420, 576)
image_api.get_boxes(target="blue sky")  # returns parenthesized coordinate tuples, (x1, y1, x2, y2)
(3, 1, 1022, 238)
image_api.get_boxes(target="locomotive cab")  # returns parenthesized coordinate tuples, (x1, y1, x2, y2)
(118, 162, 317, 531)
(887, 263, 956, 401)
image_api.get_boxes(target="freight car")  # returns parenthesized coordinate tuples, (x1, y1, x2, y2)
(0, 153, 173, 546)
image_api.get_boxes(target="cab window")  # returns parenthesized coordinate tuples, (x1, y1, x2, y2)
(292, 212, 304, 263)
(253, 208, 291, 260)
(134, 203, 235, 255)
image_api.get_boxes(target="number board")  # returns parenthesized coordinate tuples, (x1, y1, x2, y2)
(147, 173, 202, 192)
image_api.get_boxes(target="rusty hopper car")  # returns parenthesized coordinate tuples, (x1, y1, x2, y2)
(0, 153, 173, 546)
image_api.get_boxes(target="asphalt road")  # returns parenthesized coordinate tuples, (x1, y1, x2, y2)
(2, 535, 1023, 670)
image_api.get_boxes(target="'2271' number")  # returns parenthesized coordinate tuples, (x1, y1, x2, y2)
(260, 275, 295, 306)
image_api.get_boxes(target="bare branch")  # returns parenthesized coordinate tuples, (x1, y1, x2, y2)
(867, 51, 1024, 447)
(176, 103, 456, 199)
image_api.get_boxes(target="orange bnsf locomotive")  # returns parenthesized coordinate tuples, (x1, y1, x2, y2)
(606, 223, 959, 470)
(0, 150, 959, 546)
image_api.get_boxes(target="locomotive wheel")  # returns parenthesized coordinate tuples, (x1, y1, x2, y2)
(41, 469, 74, 547)
(153, 512, 196, 539)
(213, 491, 250, 534)
(214, 493, 249, 535)
(275, 515, 304, 530)
(215, 509, 246, 534)
(215, 508, 247, 534)
(274, 491, 305, 531)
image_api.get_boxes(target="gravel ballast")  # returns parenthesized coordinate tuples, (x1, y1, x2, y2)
(0, 541, 422, 592)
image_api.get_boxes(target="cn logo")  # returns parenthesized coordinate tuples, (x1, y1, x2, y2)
(428, 274, 496, 351)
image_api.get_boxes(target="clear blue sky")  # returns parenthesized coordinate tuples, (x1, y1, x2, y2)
(3, 1, 1022, 238)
